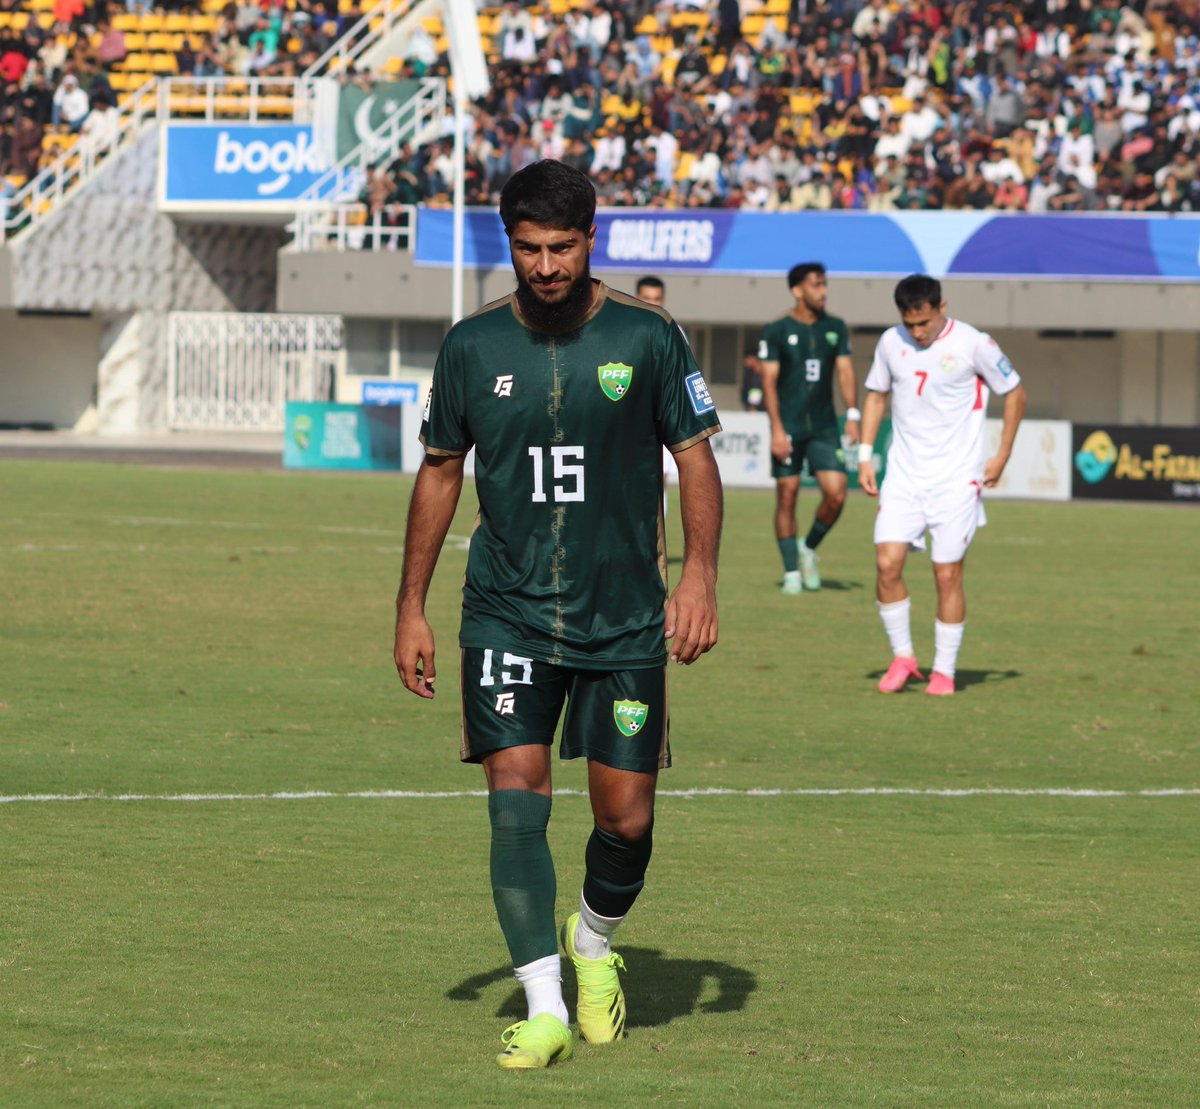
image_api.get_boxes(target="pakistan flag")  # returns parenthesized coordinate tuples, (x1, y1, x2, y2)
(335, 80, 423, 161)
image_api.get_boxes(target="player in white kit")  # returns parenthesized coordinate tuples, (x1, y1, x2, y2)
(858, 275, 1027, 696)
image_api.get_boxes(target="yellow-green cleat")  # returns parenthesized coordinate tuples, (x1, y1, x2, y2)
(561, 912, 627, 1043)
(496, 1014, 574, 1069)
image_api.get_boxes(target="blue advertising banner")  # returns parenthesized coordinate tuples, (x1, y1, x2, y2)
(361, 380, 422, 406)
(284, 402, 402, 470)
(414, 208, 1200, 282)
(162, 124, 329, 206)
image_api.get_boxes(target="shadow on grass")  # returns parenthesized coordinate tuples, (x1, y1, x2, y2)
(448, 947, 756, 1028)
(864, 667, 1023, 691)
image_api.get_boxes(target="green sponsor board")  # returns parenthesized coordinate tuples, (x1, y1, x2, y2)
(336, 80, 423, 161)
(284, 402, 402, 470)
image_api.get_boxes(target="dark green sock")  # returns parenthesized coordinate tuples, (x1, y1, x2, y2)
(777, 536, 799, 572)
(804, 518, 832, 551)
(582, 822, 654, 919)
(489, 790, 557, 967)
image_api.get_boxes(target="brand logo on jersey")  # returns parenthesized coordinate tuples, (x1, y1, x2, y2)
(1075, 430, 1117, 484)
(686, 372, 715, 415)
(598, 362, 633, 401)
(495, 692, 516, 715)
(787, 334, 799, 346)
(494, 375, 514, 397)
(939, 355, 957, 373)
(422, 387, 432, 421)
(613, 700, 649, 737)
(825, 330, 838, 347)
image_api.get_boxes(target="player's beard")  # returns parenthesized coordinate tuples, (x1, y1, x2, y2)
(515, 260, 594, 333)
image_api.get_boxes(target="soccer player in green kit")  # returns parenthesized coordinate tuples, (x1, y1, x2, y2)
(759, 262, 860, 594)
(393, 160, 723, 1069)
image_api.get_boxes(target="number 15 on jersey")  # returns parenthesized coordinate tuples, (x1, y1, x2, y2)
(528, 445, 585, 503)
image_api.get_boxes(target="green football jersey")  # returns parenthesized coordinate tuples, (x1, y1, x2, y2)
(421, 282, 721, 670)
(757, 313, 851, 437)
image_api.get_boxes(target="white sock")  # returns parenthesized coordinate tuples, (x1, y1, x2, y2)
(878, 598, 914, 658)
(513, 954, 569, 1024)
(574, 895, 624, 960)
(933, 620, 964, 679)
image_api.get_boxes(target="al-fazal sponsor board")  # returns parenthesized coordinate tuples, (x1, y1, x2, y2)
(1072, 425, 1200, 502)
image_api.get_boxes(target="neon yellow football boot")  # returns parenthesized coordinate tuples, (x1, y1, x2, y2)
(496, 1013, 574, 1069)
(561, 912, 627, 1043)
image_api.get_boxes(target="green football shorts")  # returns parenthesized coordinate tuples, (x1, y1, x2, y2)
(771, 427, 846, 480)
(459, 647, 670, 773)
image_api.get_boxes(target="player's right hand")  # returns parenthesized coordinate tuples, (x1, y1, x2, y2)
(858, 461, 879, 497)
(394, 612, 437, 698)
(770, 429, 792, 464)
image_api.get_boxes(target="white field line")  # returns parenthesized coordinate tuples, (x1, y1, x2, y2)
(1, 787, 1198, 806)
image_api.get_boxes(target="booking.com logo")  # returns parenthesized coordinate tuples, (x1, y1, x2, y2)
(1075, 430, 1117, 483)
(213, 130, 326, 196)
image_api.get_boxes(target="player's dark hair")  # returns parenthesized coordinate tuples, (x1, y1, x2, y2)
(499, 159, 596, 236)
(636, 275, 664, 294)
(787, 262, 825, 289)
(894, 274, 942, 312)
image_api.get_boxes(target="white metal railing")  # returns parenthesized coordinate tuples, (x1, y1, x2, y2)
(167, 312, 343, 431)
(1, 77, 158, 243)
(291, 203, 416, 251)
(302, 0, 421, 79)
(291, 77, 444, 210)
(159, 76, 317, 123)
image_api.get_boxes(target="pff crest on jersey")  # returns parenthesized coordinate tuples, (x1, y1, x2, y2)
(598, 362, 633, 401)
(613, 699, 649, 737)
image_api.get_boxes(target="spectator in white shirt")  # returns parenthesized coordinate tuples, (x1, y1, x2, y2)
(52, 74, 90, 132)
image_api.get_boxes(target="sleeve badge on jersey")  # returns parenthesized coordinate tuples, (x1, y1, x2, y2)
(997, 355, 1015, 377)
(598, 362, 634, 401)
(686, 371, 715, 415)
(422, 386, 433, 421)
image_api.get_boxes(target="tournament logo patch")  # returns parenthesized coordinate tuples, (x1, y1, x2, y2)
(686, 372, 715, 415)
(613, 699, 649, 737)
(598, 362, 633, 401)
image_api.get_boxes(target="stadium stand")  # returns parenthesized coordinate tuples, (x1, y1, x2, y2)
(3, 0, 1199, 216)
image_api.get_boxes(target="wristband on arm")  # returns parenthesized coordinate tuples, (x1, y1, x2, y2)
(858, 443, 874, 465)
(845, 407, 861, 422)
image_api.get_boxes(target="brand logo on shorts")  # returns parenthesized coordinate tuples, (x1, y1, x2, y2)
(613, 699, 649, 737)
(495, 692, 516, 714)
(494, 375, 514, 397)
(598, 362, 633, 401)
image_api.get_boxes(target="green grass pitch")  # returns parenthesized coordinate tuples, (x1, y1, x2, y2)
(2, 460, 1197, 1107)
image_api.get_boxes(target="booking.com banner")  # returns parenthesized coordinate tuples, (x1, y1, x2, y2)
(160, 124, 329, 212)
(415, 209, 1200, 282)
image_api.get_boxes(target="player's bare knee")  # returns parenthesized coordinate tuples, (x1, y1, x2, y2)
(876, 552, 904, 584)
(932, 562, 964, 590)
(595, 810, 653, 843)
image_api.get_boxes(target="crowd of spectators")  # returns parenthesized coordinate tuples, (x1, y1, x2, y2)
(4, 0, 1200, 218)
(1, 0, 362, 185)
(370, 0, 1200, 215)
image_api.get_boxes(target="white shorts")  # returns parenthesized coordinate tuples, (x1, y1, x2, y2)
(874, 475, 986, 564)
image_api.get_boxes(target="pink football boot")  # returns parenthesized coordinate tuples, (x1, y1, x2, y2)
(925, 672, 955, 697)
(878, 656, 924, 693)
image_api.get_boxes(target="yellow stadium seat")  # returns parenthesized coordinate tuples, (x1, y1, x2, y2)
(709, 53, 727, 76)
(890, 95, 913, 114)
(5, 174, 27, 190)
(634, 15, 657, 34)
(146, 32, 180, 51)
(122, 32, 145, 49)
(150, 53, 179, 74)
(189, 13, 216, 32)
(122, 52, 152, 72)
(0, 13, 11, 28)
(164, 13, 191, 32)
(422, 15, 443, 33)
(674, 151, 696, 181)
(112, 12, 138, 30)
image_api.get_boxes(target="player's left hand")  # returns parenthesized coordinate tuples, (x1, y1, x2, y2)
(983, 453, 1008, 487)
(844, 419, 860, 446)
(665, 571, 718, 665)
